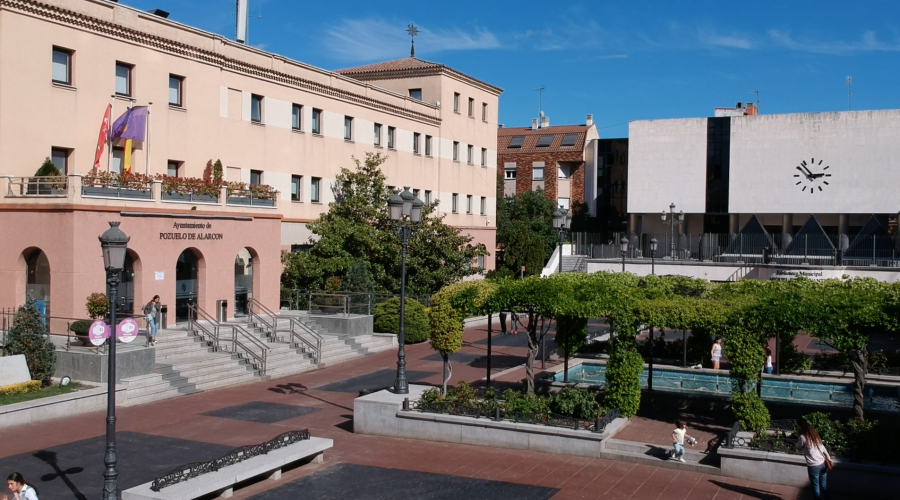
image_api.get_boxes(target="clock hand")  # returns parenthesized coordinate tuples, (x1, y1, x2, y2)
(811, 173, 825, 179)
(796, 166, 813, 179)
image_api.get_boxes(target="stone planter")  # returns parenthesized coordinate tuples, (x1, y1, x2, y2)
(82, 186, 152, 200)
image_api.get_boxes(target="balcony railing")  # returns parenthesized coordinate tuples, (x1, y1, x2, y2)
(5, 176, 68, 197)
(226, 188, 276, 207)
(82, 176, 152, 200)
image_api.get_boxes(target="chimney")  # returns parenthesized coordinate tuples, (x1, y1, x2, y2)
(586, 114, 593, 126)
(498, 124, 504, 128)
(531, 118, 538, 130)
(541, 116, 549, 128)
(146, 8, 170, 18)
(745, 103, 758, 116)
(236, 0, 249, 44)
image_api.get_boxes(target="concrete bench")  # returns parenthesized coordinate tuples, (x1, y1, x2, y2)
(123, 436, 333, 500)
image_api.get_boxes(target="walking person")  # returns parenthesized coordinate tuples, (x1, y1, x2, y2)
(711, 337, 723, 370)
(499, 311, 508, 335)
(509, 311, 519, 335)
(143, 295, 161, 346)
(796, 417, 832, 500)
(669, 420, 696, 463)
(6, 472, 39, 500)
(764, 345, 774, 374)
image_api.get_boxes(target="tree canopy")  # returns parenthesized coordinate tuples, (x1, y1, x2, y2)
(495, 189, 558, 277)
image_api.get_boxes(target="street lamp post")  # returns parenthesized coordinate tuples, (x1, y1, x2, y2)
(661, 203, 684, 259)
(650, 238, 658, 275)
(99, 221, 129, 500)
(620, 237, 629, 273)
(552, 208, 571, 274)
(387, 187, 423, 395)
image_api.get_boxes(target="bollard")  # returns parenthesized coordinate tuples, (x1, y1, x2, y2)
(493, 406, 501, 422)
(402, 397, 410, 411)
(594, 416, 603, 433)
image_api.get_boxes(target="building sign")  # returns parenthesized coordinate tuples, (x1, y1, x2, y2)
(766, 269, 849, 282)
(160, 222, 223, 241)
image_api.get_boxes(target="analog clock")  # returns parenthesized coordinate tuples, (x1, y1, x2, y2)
(792, 158, 832, 194)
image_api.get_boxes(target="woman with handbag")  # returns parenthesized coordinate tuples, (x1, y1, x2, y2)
(796, 417, 832, 500)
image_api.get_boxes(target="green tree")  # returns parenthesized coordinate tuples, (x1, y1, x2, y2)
(342, 259, 375, 312)
(374, 298, 429, 343)
(282, 152, 485, 296)
(35, 157, 61, 177)
(5, 298, 56, 385)
(496, 189, 557, 276)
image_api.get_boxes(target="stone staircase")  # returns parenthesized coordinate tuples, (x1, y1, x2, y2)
(122, 314, 396, 406)
(560, 255, 587, 273)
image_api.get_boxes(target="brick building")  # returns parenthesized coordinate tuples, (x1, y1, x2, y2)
(497, 116, 599, 212)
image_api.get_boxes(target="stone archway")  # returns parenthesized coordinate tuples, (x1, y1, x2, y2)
(23, 248, 50, 318)
(175, 248, 204, 322)
(234, 247, 259, 317)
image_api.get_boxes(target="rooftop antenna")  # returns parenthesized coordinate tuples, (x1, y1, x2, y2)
(235, 0, 262, 45)
(533, 86, 545, 124)
(747, 90, 759, 111)
(845, 76, 852, 111)
(406, 23, 419, 57)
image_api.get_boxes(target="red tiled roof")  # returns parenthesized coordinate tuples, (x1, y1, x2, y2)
(497, 125, 589, 154)
(335, 57, 503, 95)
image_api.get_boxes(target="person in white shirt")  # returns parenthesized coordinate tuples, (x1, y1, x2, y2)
(796, 417, 832, 500)
(710, 337, 723, 370)
(764, 345, 774, 374)
(6, 472, 39, 500)
(669, 419, 696, 463)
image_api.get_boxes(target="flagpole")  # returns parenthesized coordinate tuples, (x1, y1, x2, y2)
(107, 95, 115, 173)
(146, 102, 153, 176)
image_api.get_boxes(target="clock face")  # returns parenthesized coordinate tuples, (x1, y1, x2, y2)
(792, 157, 832, 194)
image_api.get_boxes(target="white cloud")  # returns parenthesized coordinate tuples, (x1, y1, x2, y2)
(768, 29, 900, 55)
(697, 31, 753, 50)
(323, 18, 500, 62)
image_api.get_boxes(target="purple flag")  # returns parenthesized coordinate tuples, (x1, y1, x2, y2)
(110, 106, 148, 141)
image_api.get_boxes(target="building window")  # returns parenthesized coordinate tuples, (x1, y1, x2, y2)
(480, 196, 486, 215)
(413, 188, 420, 199)
(481, 148, 487, 167)
(115, 62, 132, 96)
(291, 175, 302, 201)
(344, 116, 353, 140)
(250, 94, 264, 123)
(536, 135, 554, 147)
(52, 47, 72, 85)
(409, 88, 422, 100)
(388, 126, 396, 149)
(453, 142, 459, 161)
(413, 132, 421, 154)
(558, 166, 571, 179)
(425, 135, 432, 156)
(292, 104, 302, 130)
(51, 147, 69, 174)
(453, 93, 460, 113)
(168, 75, 184, 107)
(312, 108, 322, 134)
(166, 160, 181, 177)
(311, 177, 321, 202)
(374, 123, 382, 146)
(561, 133, 578, 146)
(505, 168, 516, 179)
(468, 98, 474, 117)
(452, 193, 458, 213)
(477, 254, 485, 268)
(291, 244, 313, 253)
(533, 167, 545, 180)
(482, 103, 488, 121)
(425, 190, 432, 203)
(507, 136, 525, 148)
(466, 195, 473, 214)
(467, 145, 474, 164)
(250, 170, 262, 185)
(111, 147, 124, 174)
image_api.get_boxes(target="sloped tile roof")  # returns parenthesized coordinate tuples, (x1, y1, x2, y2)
(497, 125, 589, 154)
(336, 57, 503, 95)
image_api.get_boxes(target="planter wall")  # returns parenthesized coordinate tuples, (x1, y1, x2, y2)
(162, 192, 219, 203)
(82, 186, 152, 199)
(226, 196, 275, 207)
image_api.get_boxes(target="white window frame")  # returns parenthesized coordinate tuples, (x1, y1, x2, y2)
(388, 126, 396, 149)
(291, 175, 302, 201)
(505, 168, 517, 180)
(292, 104, 303, 131)
(52, 47, 72, 85)
(452, 193, 459, 213)
(344, 116, 353, 141)
(168, 74, 184, 107)
(425, 135, 432, 156)
(453, 142, 459, 162)
(250, 94, 264, 124)
(413, 132, 421, 154)
(311, 177, 321, 202)
(312, 108, 322, 134)
(374, 123, 382, 146)
(115, 61, 132, 96)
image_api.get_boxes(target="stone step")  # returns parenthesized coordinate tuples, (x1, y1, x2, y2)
(601, 438, 719, 472)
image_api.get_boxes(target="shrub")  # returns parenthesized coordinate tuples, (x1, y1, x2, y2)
(731, 391, 770, 434)
(686, 329, 712, 366)
(70, 320, 92, 335)
(5, 298, 56, 385)
(603, 343, 643, 417)
(804, 412, 847, 454)
(501, 389, 550, 415)
(445, 380, 477, 406)
(779, 341, 812, 372)
(811, 352, 849, 371)
(549, 387, 603, 420)
(373, 298, 429, 343)
(0, 380, 42, 396)
(85, 292, 109, 320)
(555, 316, 587, 354)
(35, 157, 62, 177)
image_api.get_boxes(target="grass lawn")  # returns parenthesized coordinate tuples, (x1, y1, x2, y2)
(0, 382, 85, 406)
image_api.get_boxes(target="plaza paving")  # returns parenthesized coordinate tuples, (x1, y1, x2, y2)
(0, 324, 808, 499)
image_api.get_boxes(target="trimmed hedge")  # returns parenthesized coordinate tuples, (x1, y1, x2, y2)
(0, 380, 42, 396)
(374, 298, 429, 343)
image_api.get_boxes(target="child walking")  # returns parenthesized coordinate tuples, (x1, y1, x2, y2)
(670, 419, 696, 463)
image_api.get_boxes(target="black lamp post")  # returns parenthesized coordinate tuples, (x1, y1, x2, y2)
(388, 187, 423, 394)
(661, 203, 684, 259)
(620, 237, 629, 273)
(650, 238, 658, 275)
(552, 208, 571, 274)
(99, 221, 129, 500)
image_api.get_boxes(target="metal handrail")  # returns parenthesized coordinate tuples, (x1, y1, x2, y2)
(187, 303, 221, 351)
(6, 176, 68, 197)
(287, 317, 323, 364)
(247, 298, 278, 338)
(230, 323, 269, 375)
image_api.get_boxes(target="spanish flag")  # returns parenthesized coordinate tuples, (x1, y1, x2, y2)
(123, 139, 132, 174)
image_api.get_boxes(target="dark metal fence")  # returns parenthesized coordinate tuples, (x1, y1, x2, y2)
(280, 290, 430, 312)
(412, 400, 620, 433)
(573, 232, 899, 267)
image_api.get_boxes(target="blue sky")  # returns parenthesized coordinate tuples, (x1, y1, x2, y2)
(126, 0, 900, 137)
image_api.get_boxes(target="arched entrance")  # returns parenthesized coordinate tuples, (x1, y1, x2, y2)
(175, 249, 201, 322)
(24, 249, 50, 319)
(234, 248, 254, 317)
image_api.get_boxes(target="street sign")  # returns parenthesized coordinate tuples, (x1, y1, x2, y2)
(89, 320, 110, 346)
(116, 317, 139, 343)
